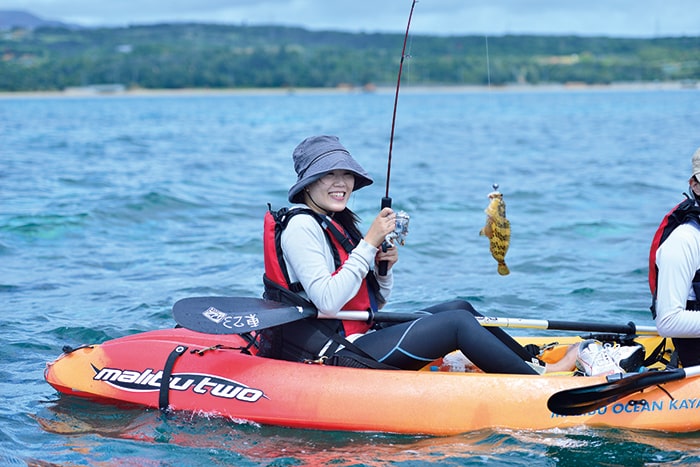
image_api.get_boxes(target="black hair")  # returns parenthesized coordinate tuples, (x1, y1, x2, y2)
(334, 208, 363, 243)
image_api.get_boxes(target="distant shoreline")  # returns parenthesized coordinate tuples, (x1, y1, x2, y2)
(0, 81, 695, 99)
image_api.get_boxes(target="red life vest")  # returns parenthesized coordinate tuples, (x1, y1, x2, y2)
(263, 206, 377, 336)
(649, 196, 700, 318)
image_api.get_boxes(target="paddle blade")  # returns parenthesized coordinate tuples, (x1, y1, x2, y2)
(172, 296, 316, 334)
(547, 368, 686, 416)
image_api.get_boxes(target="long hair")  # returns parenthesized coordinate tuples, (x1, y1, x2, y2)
(334, 208, 363, 243)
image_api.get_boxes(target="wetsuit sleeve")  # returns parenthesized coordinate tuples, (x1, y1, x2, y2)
(282, 214, 390, 315)
(655, 223, 700, 337)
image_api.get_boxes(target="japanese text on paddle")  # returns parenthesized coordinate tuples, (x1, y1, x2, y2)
(203, 306, 260, 329)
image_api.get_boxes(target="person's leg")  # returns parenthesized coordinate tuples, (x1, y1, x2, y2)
(422, 299, 536, 361)
(672, 337, 700, 366)
(350, 309, 539, 374)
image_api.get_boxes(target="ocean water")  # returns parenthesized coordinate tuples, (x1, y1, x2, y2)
(2, 86, 700, 466)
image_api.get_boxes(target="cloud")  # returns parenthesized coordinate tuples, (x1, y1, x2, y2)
(4, 0, 699, 37)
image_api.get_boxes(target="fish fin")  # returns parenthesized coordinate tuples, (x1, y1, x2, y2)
(497, 263, 510, 275)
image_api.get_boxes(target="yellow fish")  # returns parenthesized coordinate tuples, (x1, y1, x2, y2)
(479, 186, 510, 275)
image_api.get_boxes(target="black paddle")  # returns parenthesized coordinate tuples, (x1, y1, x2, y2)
(173, 297, 312, 335)
(547, 366, 700, 415)
(173, 296, 657, 336)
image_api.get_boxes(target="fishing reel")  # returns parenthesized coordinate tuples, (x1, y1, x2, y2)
(385, 210, 410, 246)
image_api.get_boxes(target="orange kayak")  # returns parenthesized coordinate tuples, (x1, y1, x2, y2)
(44, 328, 699, 435)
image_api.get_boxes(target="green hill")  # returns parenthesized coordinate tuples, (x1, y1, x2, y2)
(1, 22, 698, 92)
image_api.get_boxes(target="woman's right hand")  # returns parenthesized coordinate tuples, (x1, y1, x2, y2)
(364, 207, 396, 248)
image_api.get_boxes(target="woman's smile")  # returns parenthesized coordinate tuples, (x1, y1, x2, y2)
(306, 171, 355, 213)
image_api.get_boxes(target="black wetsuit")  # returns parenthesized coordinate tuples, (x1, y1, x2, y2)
(342, 300, 539, 374)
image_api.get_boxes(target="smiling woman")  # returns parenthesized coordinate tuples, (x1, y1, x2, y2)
(256, 134, 580, 374)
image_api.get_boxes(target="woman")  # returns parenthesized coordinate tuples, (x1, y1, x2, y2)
(261, 135, 577, 374)
(653, 147, 700, 366)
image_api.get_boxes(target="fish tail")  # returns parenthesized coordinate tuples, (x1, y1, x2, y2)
(497, 262, 510, 276)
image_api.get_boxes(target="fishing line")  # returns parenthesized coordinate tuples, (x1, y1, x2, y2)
(485, 35, 492, 88)
(383, 0, 417, 203)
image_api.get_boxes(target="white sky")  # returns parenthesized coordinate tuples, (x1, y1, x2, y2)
(5, 0, 700, 37)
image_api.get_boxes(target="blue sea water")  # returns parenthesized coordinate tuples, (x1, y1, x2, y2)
(2, 86, 700, 466)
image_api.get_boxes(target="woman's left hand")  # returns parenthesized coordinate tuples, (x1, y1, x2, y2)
(375, 243, 399, 271)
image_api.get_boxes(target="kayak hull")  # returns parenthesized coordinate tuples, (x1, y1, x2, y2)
(44, 328, 699, 435)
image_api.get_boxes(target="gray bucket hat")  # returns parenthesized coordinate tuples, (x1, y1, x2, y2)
(288, 135, 373, 203)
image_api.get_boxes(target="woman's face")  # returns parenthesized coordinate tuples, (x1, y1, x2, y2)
(692, 176, 700, 198)
(305, 170, 355, 213)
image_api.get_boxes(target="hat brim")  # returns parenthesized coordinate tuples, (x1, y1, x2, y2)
(288, 150, 373, 203)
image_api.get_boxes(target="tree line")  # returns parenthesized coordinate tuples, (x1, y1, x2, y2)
(1, 23, 698, 92)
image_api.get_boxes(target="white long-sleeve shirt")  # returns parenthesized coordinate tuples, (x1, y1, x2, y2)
(655, 220, 700, 337)
(280, 210, 393, 318)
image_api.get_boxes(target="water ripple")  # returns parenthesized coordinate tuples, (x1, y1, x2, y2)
(2, 89, 700, 465)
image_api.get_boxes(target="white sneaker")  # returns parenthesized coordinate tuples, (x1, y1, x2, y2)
(575, 340, 624, 376)
(607, 343, 645, 373)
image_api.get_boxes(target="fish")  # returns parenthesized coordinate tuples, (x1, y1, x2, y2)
(479, 186, 511, 275)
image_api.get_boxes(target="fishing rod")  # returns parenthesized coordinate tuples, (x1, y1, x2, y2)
(379, 0, 416, 276)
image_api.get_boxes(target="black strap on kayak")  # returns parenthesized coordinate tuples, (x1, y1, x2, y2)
(322, 331, 399, 370)
(61, 344, 94, 354)
(641, 337, 679, 369)
(159, 345, 188, 411)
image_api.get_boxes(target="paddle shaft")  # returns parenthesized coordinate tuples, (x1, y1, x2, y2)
(173, 296, 658, 336)
(684, 365, 700, 379)
(345, 311, 658, 335)
(473, 316, 658, 335)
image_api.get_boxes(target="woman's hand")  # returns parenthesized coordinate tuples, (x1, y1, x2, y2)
(364, 207, 396, 248)
(375, 242, 399, 271)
